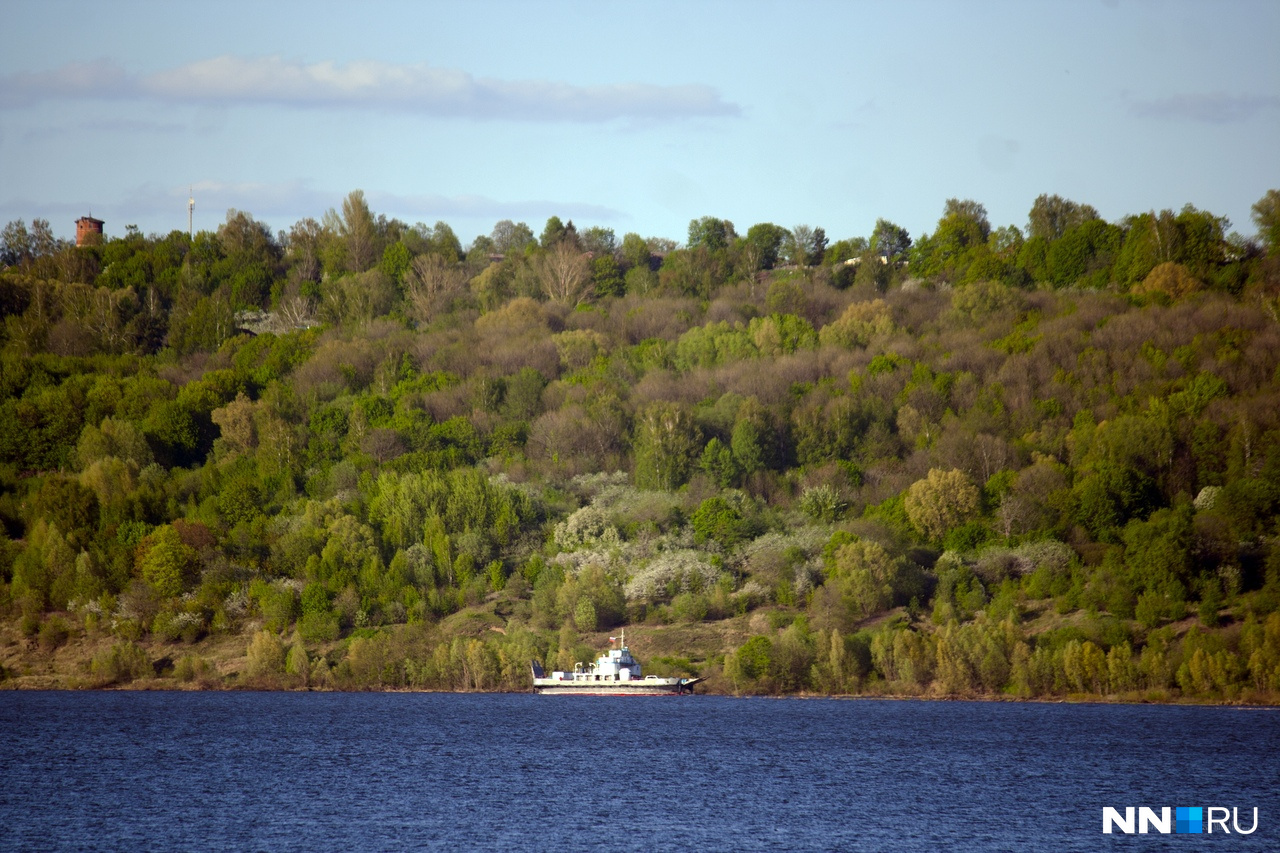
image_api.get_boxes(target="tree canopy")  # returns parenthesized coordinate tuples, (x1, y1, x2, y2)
(1, 187, 1278, 700)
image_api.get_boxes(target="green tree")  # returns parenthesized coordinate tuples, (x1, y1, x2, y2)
(1026, 193, 1100, 241)
(1045, 219, 1122, 287)
(904, 469, 981, 542)
(730, 402, 771, 476)
(783, 225, 822, 267)
(690, 494, 758, 549)
(579, 226, 616, 256)
(771, 620, 815, 692)
(726, 635, 774, 692)
(871, 219, 911, 261)
(540, 216, 567, 248)
(744, 222, 789, 269)
(633, 402, 701, 491)
(322, 189, 380, 273)
(699, 437, 739, 488)
(687, 216, 735, 252)
(620, 232, 652, 270)
(490, 220, 535, 255)
(591, 254, 625, 298)
(1252, 189, 1280, 254)
(245, 629, 286, 678)
(30, 477, 99, 547)
(824, 536, 899, 618)
(380, 241, 412, 285)
(911, 199, 991, 281)
(138, 525, 198, 598)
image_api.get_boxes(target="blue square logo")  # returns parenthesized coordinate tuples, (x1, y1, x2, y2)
(1176, 807, 1203, 834)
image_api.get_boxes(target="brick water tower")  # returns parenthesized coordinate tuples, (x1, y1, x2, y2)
(75, 215, 104, 247)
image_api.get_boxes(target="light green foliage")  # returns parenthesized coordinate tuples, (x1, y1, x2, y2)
(747, 313, 817, 357)
(931, 553, 988, 624)
(368, 467, 534, 557)
(573, 596, 597, 631)
(932, 616, 1019, 695)
(633, 402, 701, 491)
(950, 280, 1024, 324)
(89, 641, 152, 685)
(1252, 189, 1280, 254)
(138, 525, 197, 599)
(819, 299, 894, 348)
(285, 642, 310, 682)
(823, 536, 899, 619)
(555, 564, 625, 631)
(675, 321, 757, 370)
(553, 329, 610, 372)
(246, 629, 286, 678)
(76, 416, 153, 470)
(904, 469, 981, 542)
(770, 619, 816, 691)
(870, 626, 935, 690)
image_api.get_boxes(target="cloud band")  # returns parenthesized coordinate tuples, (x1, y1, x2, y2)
(1, 56, 740, 122)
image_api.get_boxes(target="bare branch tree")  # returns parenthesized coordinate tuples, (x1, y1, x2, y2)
(535, 241, 591, 304)
(404, 253, 468, 323)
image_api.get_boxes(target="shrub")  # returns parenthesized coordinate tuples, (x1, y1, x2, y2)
(90, 641, 151, 685)
(37, 617, 71, 651)
(554, 505, 621, 552)
(297, 609, 341, 643)
(624, 550, 719, 603)
(690, 494, 759, 549)
(173, 655, 217, 685)
(245, 629, 286, 678)
(798, 484, 848, 523)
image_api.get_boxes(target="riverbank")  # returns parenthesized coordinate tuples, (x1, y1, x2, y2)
(4, 604, 1278, 705)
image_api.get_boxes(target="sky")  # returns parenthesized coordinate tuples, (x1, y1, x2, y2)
(1, 0, 1277, 248)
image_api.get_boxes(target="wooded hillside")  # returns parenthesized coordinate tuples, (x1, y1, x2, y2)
(2, 190, 1279, 699)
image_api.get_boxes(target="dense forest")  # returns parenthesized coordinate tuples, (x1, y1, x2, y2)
(2, 189, 1279, 701)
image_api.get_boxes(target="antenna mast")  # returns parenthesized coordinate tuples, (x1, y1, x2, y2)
(188, 187, 194, 239)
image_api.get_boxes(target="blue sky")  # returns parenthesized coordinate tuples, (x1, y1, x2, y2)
(2, 0, 1277, 248)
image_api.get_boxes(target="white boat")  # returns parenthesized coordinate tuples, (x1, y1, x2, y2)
(531, 631, 702, 695)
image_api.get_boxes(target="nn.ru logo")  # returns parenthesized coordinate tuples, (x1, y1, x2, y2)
(1102, 806, 1258, 835)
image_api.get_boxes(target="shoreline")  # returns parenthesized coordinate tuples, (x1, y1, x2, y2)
(3, 678, 1277, 708)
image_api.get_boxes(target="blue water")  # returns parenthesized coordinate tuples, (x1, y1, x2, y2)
(1, 693, 1276, 851)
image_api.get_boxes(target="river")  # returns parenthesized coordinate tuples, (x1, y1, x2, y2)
(1, 692, 1276, 850)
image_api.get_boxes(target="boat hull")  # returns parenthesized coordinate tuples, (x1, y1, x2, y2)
(532, 677, 701, 696)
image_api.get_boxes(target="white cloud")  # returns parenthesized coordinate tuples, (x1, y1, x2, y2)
(0, 55, 740, 122)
